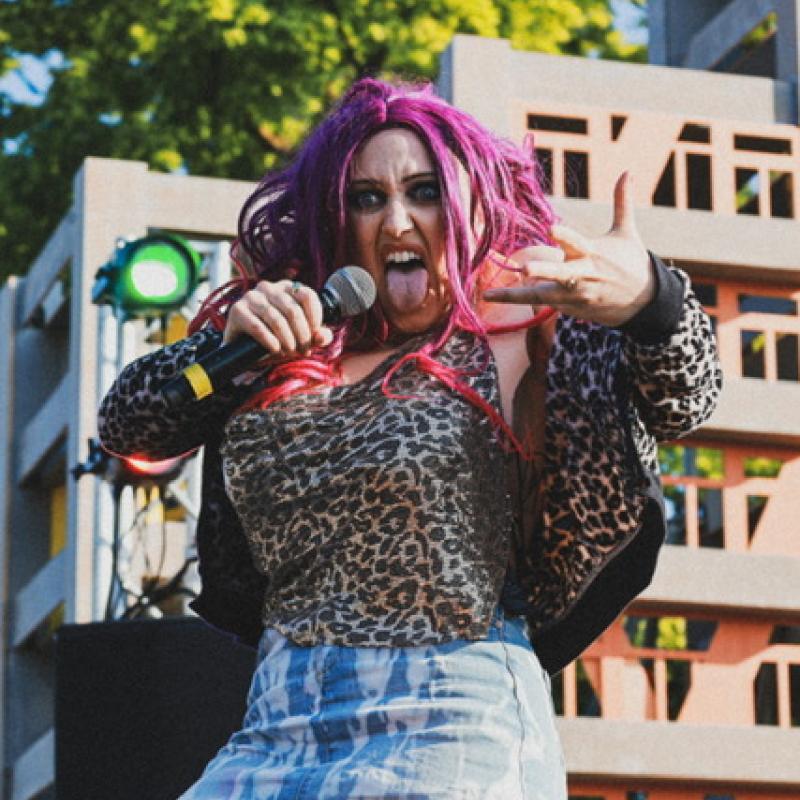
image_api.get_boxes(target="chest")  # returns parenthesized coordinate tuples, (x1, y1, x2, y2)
(221, 333, 508, 510)
(338, 327, 536, 429)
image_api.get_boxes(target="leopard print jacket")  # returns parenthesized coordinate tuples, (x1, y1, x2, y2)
(97, 262, 721, 674)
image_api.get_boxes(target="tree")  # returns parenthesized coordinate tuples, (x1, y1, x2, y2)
(0, 0, 646, 280)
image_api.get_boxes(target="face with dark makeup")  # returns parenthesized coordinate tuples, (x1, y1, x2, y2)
(346, 128, 450, 334)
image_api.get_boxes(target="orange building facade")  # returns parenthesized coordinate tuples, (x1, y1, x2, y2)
(545, 126, 800, 796)
(440, 13, 800, 798)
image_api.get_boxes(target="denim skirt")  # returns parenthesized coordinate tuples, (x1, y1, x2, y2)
(178, 607, 566, 799)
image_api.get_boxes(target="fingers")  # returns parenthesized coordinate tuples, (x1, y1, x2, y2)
(517, 255, 592, 286)
(288, 284, 334, 348)
(486, 243, 591, 307)
(550, 224, 594, 259)
(610, 171, 640, 238)
(229, 291, 297, 354)
(506, 244, 565, 267)
(223, 280, 332, 356)
(483, 279, 588, 308)
(486, 178, 646, 323)
(266, 291, 311, 352)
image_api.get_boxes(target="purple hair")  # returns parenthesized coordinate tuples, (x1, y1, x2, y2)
(192, 78, 556, 450)
(235, 77, 554, 327)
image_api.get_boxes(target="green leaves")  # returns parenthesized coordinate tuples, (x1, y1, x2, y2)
(0, 0, 643, 279)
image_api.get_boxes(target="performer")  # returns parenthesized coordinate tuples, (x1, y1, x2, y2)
(98, 78, 721, 798)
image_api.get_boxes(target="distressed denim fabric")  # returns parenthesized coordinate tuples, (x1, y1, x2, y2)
(178, 608, 566, 799)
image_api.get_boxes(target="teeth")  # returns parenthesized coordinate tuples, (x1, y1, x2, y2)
(385, 250, 420, 265)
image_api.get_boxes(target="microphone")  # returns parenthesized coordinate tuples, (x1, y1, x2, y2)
(161, 266, 376, 409)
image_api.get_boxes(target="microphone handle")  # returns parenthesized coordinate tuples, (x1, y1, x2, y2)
(161, 287, 341, 410)
(161, 336, 264, 409)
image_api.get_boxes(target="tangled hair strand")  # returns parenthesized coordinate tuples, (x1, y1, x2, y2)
(191, 77, 557, 454)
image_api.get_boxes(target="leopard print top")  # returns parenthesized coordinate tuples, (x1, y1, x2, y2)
(97, 260, 722, 670)
(219, 332, 513, 646)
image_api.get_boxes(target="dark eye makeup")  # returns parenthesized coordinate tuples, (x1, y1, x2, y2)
(346, 187, 385, 212)
(346, 179, 441, 212)
(408, 180, 441, 203)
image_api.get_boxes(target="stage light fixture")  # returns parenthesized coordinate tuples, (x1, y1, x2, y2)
(108, 453, 186, 489)
(92, 234, 200, 320)
(73, 439, 186, 489)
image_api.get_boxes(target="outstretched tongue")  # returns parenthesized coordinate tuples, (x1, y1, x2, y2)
(386, 265, 429, 312)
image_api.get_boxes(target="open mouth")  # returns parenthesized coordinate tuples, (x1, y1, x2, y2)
(385, 251, 426, 270)
(384, 250, 430, 312)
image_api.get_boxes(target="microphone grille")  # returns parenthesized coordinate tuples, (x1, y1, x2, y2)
(325, 266, 377, 317)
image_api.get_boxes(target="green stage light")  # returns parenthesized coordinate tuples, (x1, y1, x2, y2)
(92, 234, 200, 319)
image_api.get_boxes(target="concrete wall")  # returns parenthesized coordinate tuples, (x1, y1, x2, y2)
(0, 158, 252, 800)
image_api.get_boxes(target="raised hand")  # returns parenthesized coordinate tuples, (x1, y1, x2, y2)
(483, 172, 654, 327)
(223, 279, 334, 357)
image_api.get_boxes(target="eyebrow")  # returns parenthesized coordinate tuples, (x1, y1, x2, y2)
(348, 171, 438, 187)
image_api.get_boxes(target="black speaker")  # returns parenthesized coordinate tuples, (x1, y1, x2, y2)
(55, 617, 256, 800)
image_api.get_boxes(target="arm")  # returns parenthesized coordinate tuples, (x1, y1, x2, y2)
(618, 257, 722, 443)
(99, 275, 335, 460)
(97, 328, 251, 460)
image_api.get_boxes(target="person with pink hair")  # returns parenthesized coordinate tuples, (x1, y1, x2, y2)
(99, 78, 721, 797)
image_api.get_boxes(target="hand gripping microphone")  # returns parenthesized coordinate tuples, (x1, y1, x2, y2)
(161, 266, 376, 409)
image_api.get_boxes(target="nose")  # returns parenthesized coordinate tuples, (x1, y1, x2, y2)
(383, 197, 413, 238)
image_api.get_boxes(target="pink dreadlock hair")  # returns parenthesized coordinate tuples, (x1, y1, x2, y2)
(190, 77, 557, 454)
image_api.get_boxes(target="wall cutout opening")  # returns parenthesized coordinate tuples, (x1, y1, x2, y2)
(736, 168, 760, 215)
(535, 148, 553, 194)
(698, 487, 724, 547)
(741, 330, 766, 378)
(564, 151, 589, 199)
(687, 153, 713, 210)
(747, 495, 769, 543)
(659, 445, 725, 479)
(738, 293, 797, 315)
(770, 625, 800, 644)
(693, 282, 718, 308)
(791, 664, 800, 727)
(744, 456, 784, 477)
(735, 134, 792, 155)
(777, 333, 800, 381)
(653, 153, 676, 207)
(527, 114, 588, 134)
(577, 659, 601, 717)
(770, 171, 794, 218)
(663, 484, 687, 545)
(679, 123, 711, 143)
(754, 662, 778, 725)
(624, 616, 718, 652)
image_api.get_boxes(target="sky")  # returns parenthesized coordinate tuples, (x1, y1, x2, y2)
(612, 0, 648, 46)
(0, 50, 60, 105)
(0, 2, 649, 106)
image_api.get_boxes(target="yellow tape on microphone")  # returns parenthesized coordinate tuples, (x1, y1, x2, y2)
(182, 363, 214, 401)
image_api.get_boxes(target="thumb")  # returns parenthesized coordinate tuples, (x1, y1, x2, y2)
(610, 171, 638, 237)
